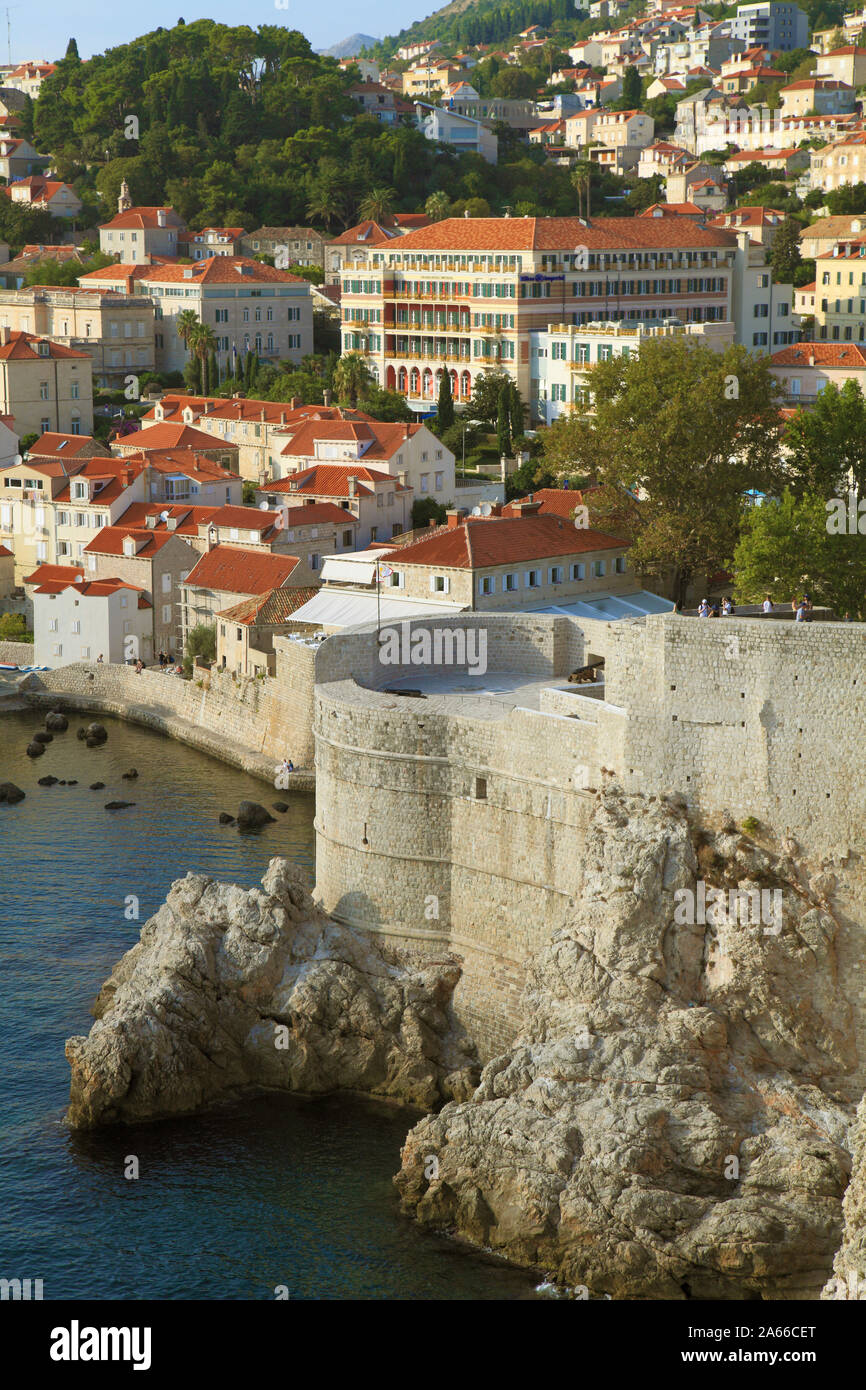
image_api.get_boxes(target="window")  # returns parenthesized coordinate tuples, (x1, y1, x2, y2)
(40, 418, 50, 433)
(434, 471, 444, 491)
(123, 620, 132, 634)
(162, 604, 171, 623)
(615, 556, 626, 574)
(71, 381, 79, 399)
(343, 529, 353, 546)
(431, 574, 450, 593)
(80, 646, 90, 660)
(525, 569, 541, 588)
(39, 381, 49, 400)
(52, 643, 62, 657)
(504, 572, 518, 591)
(478, 575, 494, 595)
(571, 562, 585, 581)
(475, 776, 487, 800)
(592, 560, 606, 578)
(120, 594, 128, 608)
(420, 474, 429, 492)
(377, 493, 384, 508)
(549, 566, 563, 584)
(310, 553, 320, 570)
(48, 617, 58, 632)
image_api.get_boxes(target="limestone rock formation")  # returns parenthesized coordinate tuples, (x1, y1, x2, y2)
(823, 1094, 866, 1300)
(396, 785, 856, 1300)
(66, 859, 477, 1129)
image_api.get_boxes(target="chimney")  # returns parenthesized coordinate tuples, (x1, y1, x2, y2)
(122, 467, 133, 487)
(347, 475, 357, 498)
(398, 470, 407, 486)
(322, 390, 332, 407)
(157, 208, 167, 228)
(145, 513, 157, 529)
(446, 508, 466, 528)
(166, 516, 178, 531)
(290, 396, 302, 409)
(0, 325, 9, 345)
(260, 409, 266, 421)
(514, 500, 541, 516)
(280, 411, 286, 424)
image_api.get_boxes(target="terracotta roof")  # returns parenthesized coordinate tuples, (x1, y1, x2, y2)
(281, 463, 407, 497)
(0, 542, 11, 556)
(35, 576, 150, 605)
(77, 263, 157, 291)
(381, 514, 626, 569)
(83, 526, 187, 557)
(99, 206, 185, 231)
(52, 457, 147, 505)
(0, 330, 89, 360)
(501, 487, 600, 519)
(725, 148, 800, 161)
(638, 202, 704, 216)
(261, 500, 361, 527)
(770, 343, 866, 367)
(27, 433, 106, 459)
(122, 422, 238, 452)
(119, 449, 238, 481)
(137, 256, 307, 286)
(143, 395, 373, 428)
(183, 545, 301, 595)
(216, 586, 319, 625)
(277, 418, 423, 460)
(23, 562, 84, 586)
(114, 502, 219, 533)
(386, 216, 737, 251)
(207, 504, 283, 532)
(782, 78, 852, 91)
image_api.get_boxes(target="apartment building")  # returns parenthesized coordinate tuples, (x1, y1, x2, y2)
(0, 329, 93, 438)
(181, 227, 244, 260)
(815, 45, 866, 87)
(729, 2, 809, 51)
(4, 61, 56, 98)
(119, 449, 244, 507)
(179, 546, 312, 644)
(263, 463, 412, 548)
(414, 103, 498, 163)
(530, 319, 735, 423)
(250, 497, 362, 561)
(809, 133, 866, 192)
(768, 341, 866, 402)
(339, 215, 742, 412)
(0, 136, 47, 181)
(126, 257, 313, 377)
(812, 235, 866, 342)
(728, 230, 798, 351)
(215, 585, 319, 677)
(324, 215, 431, 279)
(779, 78, 856, 116)
(8, 176, 82, 219)
(0, 285, 155, 387)
(268, 417, 456, 501)
(116, 421, 240, 471)
(83, 524, 200, 658)
(377, 511, 638, 614)
(141, 395, 379, 484)
(98, 190, 186, 265)
(33, 575, 152, 668)
(708, 206, 787, 246)
(240, 226, 326, 267)
(402, 60, 464, 97)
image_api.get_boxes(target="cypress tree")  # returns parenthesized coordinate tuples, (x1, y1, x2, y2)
(497, 383, 511, 458)
(208, 349, 218, 393)
(436, 367, 454, 432)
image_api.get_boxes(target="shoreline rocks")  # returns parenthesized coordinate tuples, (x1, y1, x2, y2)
(395, 786, 857, 1300)
(65, 859, 478, 1129)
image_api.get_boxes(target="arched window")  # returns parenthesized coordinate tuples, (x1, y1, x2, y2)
(398, 366, 408, 392)
(410, 367, 420, 394)
(423, 368, 434, 399)
(461, 370, 471, 400)
(386, 365, 396, 390)
(449, 369, 458, 399)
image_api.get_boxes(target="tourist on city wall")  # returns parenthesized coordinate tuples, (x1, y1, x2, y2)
(97, 653, 104, 663)
(698, 599, 710, 618)
(709, 601, 720, 617)
(762, 596, 773, 614)
(795, 602, 806, 623)
(721, 597, 735, 615)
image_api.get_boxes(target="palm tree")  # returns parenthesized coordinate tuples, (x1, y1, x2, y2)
(188, 322, 217, 395)
(424, 191, 451, 223)
(176, 308, 200, 355)
(357, 186, 397, 224)
(333, 351, 374, 408)
(306, 180, 348, 230)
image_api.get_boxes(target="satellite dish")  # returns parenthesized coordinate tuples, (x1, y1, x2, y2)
(74, 574, 83, 583)
(159, 510, 169, 523)
(480, 502, 492, 516)
(258, 500, 269, 510)
(13, 453, 22, 466)
(471, 505, 482, 516)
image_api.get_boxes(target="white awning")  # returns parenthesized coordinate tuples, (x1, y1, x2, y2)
(528, 590, 675, 620)
(287, 588, 464, 630)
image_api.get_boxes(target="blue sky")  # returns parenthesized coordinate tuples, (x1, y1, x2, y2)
(5, 1, 414, 63)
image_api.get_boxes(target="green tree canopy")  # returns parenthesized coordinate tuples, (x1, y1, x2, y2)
(539, 338, 787, 603)
(733, 490, 866, 618)
(783, 381, 866, 498)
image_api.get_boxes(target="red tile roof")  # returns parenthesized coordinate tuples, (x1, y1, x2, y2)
(99, 206, 185, 231)
(281, 463, 407, 497)
(34, 576, 150, 606)
(52, 458, 147, 504)
(387, 215, 736, 251)
(770, 342, 866, 367)
(276, 418, 423, 460)
(382, 514, 626, 569)
(114, 501, 219, 532)
(27, 433, 107, 459)
(119, 448, 238, 481)
(121, 422, 238, 452)
(216, 586, 319, 625)
(182, 545, 302, 595)
(207, 504, 283, 532)
(263, 500, 361, 527)
(77, 263, 158, 291)
(137, 256, 307, 286)
(0, 330, 89, 360)
(501, 487, 599, 519)
(23, 562, 84, 586)
(83, 527, 188, 557)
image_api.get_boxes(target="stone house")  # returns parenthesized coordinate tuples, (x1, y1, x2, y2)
(179, 544, 315, 644)
(32, 574, 153, 666)
(215, 585, 320, 676)
(83, 524, 201, 659)
(0, 329, 93, 438)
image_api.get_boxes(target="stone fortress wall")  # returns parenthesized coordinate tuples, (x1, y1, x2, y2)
(311, 612, 866, 1063)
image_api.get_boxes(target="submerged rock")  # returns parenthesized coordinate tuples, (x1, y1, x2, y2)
(84, 723, 108, 748)
(32, 730, 53, 745)
(89, 782, 105, 791)
(121, 769, 138, 780)
(272, 802, 289, 813)
(0, 782, 25, 804)
(218, 812, 235, 825)
(25, 741, 45, 758)
(395, 786, 856, 1301)
(104, 801, 135, 810)
(65, 859, 477, 1129)
(45, 711, 68, 732)
(236, 800, 275, 830)
(38, 775, 59, 787)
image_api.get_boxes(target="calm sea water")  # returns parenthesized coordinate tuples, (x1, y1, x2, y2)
(0, 706, 538, 1300)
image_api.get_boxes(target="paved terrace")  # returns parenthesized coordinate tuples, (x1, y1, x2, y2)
(378, 669, 605, 719)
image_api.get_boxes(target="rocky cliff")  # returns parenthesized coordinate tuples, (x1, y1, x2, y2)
(395, 785, 859, 1299)
(823, 1091, 866, 1300)
(66, 859, 478, 1128)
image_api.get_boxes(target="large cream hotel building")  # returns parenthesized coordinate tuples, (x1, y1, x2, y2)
(340, 216, 741, 414)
